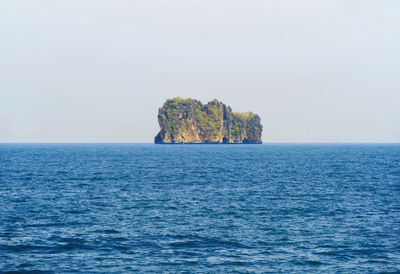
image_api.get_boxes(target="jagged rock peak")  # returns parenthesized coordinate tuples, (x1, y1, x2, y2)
(154, 97, 262, 144)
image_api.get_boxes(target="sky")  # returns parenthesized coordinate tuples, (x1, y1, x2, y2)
(1, 0, 399, 142)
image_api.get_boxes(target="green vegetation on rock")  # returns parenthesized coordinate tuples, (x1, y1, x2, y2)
(155, 97, 262, 144)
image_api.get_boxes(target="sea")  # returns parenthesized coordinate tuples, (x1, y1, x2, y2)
(0, 143, 399, 273)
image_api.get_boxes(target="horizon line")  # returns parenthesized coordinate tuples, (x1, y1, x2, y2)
(0, 141, 399, 144)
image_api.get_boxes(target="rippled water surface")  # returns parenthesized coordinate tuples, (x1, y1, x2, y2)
(1, 143, 400, 272)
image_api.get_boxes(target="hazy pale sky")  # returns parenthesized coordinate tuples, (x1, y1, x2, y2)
(1, 0, 399, 142)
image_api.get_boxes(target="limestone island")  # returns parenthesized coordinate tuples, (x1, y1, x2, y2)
(155, 98, 263, 144)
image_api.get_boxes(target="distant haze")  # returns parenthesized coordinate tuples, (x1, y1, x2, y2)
(1, 1, 399, 142)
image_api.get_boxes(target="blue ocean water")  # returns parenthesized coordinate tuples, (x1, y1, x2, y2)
(0, 143, 399, 273)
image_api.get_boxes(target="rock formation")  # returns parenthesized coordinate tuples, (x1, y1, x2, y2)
(154, 98, 262, 144)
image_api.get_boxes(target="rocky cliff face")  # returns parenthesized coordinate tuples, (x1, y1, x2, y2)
(154, 98, 262, 144)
